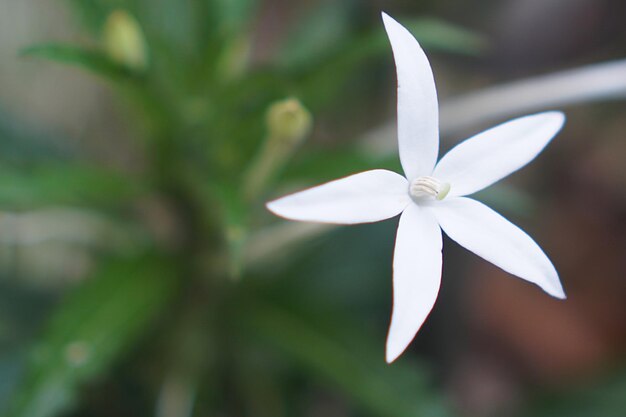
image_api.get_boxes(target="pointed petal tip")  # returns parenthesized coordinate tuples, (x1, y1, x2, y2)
(538, 276, 566, 299)
(380, 9, 439, 179)
(381, 12, 402, 34)
(385, 341, 404, 364)
(265, 199, 279, 214)
(384, 205, 442, 365)
(543, 274, 566, 299)
(553, 110, 566, 120)
(549, 110, 566, 122)
(534, 110, 566, 128)
(513, 111, 566, 132)
(265, 198, 302, 222)
(544, 109, 566, 118)
(265, 199, 292, 221)
(264, 170, 411, 224)
(549, 285, 567, 300)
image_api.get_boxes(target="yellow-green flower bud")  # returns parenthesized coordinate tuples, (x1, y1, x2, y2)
(265, 98, 312, 147)
(243, 98, 313, 201)
(103, 10, 148, 71)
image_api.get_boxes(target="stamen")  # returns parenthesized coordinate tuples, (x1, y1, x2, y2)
(409, 176, 451, 200)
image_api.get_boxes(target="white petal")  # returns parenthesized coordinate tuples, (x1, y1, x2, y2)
(431, 197, 565, 299)
(267, 170, 410, 225)
(382, 12, 439, 180)
(433, 112, 565, 197)
(386, 204, 442, 363)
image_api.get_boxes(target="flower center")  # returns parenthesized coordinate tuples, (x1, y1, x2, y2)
(409, 176, 451, 201)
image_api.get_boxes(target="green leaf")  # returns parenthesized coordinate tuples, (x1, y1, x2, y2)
(5, 254, 180, 417)
(0, 164, 143, 209)
(282, 147, 400, 184)
(208, 181, 250, 279)
(20, 44, 133, 81)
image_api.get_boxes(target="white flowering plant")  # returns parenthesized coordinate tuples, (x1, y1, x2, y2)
(1, 2, 623, 417)
(268, 13, 565, 363)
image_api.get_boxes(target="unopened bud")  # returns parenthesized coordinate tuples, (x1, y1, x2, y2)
(266, 98, 312, 146)
(103, 10, 148, 71)
(243, 98, 313, 201)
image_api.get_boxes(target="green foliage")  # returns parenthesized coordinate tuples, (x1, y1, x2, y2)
(2, 0, 490, 412)
(4, 1, 598, 416)
(5, 254, 179, 417)
(283, 148, 400, 183)
(0, 165, 142, 209)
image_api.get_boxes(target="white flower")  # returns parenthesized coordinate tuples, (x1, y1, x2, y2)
(266, 12, 566, 363)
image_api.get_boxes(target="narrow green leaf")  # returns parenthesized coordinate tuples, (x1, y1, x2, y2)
(20, 44, 133, 81)
(5, 254, 180, 417)
(0, 164, 143, 209)
(282, 147, 400, 183)
(208, 181, 250, 279)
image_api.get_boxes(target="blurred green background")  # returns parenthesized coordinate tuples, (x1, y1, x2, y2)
(0, 1, 625, 416)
